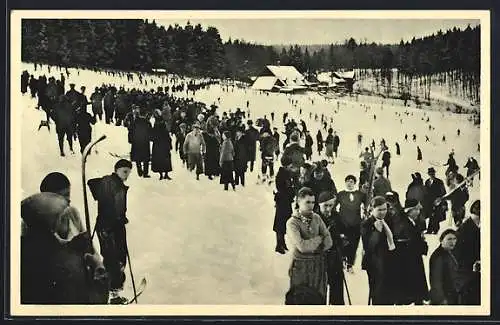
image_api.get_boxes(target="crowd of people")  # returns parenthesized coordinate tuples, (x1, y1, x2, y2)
(20, 66, 481, 306)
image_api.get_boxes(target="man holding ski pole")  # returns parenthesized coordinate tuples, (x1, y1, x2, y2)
(88, 159, 133, 304)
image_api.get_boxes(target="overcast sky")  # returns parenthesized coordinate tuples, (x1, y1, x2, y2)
(156, 18, 479, 45)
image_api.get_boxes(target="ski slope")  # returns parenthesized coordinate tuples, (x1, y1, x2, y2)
(18, 63, 481, 305)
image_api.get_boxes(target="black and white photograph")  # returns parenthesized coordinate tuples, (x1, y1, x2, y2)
(10, 10, 490, 316)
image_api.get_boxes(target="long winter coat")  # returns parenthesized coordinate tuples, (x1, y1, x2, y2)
(130, 117, 152, 162)
(90, 91, 103, 115)
(361, 216, 397, 305)
(429, 246, 465, 305)
(316, 132, 323, 152)
(21, 192, 108, 304)
(391, 217, 429, 304)
(325, 134, 334, 157)
(203, 132, 220, 177)
(245, 126, 260, 161)
(219, 138, 235, 185)
(424, 177, 447, 221)
(304, 135, 313, 157)
(234, 135, 249, 173)
(151, 120, 173, 173)
(273, 166, 295, 234)
(53, 96, 75, 132)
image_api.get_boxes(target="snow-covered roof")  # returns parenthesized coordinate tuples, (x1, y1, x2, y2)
(317, 72, 347, 85)
(252, 76, 279, 91)
(265, 65, 307, 87)
(336, 71, 355, 79)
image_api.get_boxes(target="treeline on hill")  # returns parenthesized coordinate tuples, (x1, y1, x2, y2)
(22, 19, 479, 103)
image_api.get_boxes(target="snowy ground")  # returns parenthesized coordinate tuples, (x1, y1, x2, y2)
(18, 63, 481, 305)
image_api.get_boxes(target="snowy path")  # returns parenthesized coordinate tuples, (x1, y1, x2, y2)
(19, 64, 480, 304)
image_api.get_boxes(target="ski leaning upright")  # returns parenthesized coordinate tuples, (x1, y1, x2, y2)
(82, 135, 107, 250)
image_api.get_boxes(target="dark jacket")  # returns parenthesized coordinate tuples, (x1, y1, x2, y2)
(373, 176, 392, 197)
(21, 192, 108, 304)
(88, 173, 129, 231)
(429, 246, 464, 305)
(53, 97, 75, 129)
(455, 218, 480, 271)
(424, 177, 447, 216)
(333, 135, 340, 149)
(273, 166, 295, 234)
(75, 110, 96, 142)
(234, 135, 249, 172)
(130, 117, 152, 162)
(392, 217, 429, 303)
(304, 135, 314, 156)
(382, 151, 391, 166)
(244, 126, 260, 161)
(406, 181, 426, 203)
(361, 216, 396, 305)
(203, 132, 220, 176)
(151, 120, 173, 173)
(260, 134, 277, 158)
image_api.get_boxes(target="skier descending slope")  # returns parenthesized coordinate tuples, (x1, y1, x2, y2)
(87, 159, 133, 304)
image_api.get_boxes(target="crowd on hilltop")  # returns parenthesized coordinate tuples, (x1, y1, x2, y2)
(20, 66, 481, 306)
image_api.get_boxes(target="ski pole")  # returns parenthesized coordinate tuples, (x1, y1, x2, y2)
(342, 269, 352, 305)
(126, 247, 138, 304)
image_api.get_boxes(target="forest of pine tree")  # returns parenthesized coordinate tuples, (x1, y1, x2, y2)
(21, 19, 480, 102)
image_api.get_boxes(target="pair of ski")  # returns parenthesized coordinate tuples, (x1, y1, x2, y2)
(82, 135, 146, 305)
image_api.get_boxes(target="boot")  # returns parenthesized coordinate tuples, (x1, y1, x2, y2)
(136, 162, 143, 177)
(164, 173, 172, 180)
(143, 162, 151, 178)
(109, 289, 128, 305)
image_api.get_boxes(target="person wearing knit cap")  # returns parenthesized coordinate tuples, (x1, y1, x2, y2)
(87, 159, 132, 304)
(361, 196, 397, 305)
(334, 175, 366, 273)
(318, 191, 346, 305)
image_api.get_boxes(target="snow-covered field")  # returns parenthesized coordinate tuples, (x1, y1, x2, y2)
(17, 63, 481, 305)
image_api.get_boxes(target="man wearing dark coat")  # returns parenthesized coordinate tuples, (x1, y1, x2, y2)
(332, 131, 340, 158)
(424, 167, 447, 234)
(202, 128, 221, 179)
(361, 196, 396, 305)
(391, 199, 429, 305)
(103, 88, 116, 124)
(75, 106, 97, 154)
(304, 164, 337, 213)
(244, 120, 260, 172)
(88, 159, 133, 304)
(90, 87, 104, 121)
(52, 94, 76, 156)
(234, 128, 249, 186)
(129, 111, 153, 178)
(381, 149, 391, 178)
(151, 112, 173, 180)
(273, 156, 295, 254)
(21, 70, 29, 94)
(304, 131, 314, 161)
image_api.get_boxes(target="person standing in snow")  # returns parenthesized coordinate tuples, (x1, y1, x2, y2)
(219, 131, 236, 191)
(87, 159, 133, 304)
(381, 148, 391, 178)
(334, 175, 366, 273)
(74, 103, 97, 154)
(272, 127, 280, 159)
(53, 94, 76, 156)
(417, 146, 423, 163)
(395, 142, 400, 156)
(333, 131, 340, 158)
(151, 110, 173, 180)
(234, 127, 249, 187)
(324, 128, 335, 163)
(258, 128, 278, 184)
(90, 87, 104, 122)
(129, 109, 153, 178)
(464, 157, 480, 187)
(183, 122, 206, 180)
(316, 130, 324, 156)
(361, 196, 396, 305)
(304, 130, 314, 161)
(273, 156, 296, 254)
(424, 167, 447, 234)
(373, 167, 392, 198)
(244, 120, 260, 172)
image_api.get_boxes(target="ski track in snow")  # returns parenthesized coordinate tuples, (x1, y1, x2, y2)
(19, 64, 481, 305)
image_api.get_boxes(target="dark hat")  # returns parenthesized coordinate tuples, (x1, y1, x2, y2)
(375, 167, 384, 175)
(114, 159, 132, 170)
(247, 120, 253, 125)
(404, 198, 422, 212)
(384, 191, 398, 202)
(40, 172, 70, 193)
(192, 122, 201, 129)
(318, 191, 336, 204)
(428, 167, 436, 174)
(470, 200, 480, 216)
